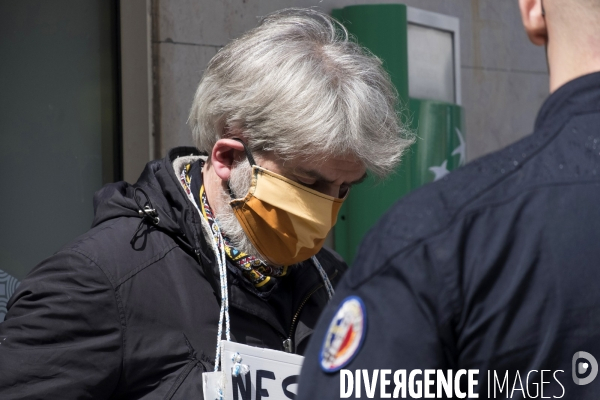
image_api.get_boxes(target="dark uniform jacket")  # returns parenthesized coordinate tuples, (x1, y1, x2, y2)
(299, 72, 600, 399)
(0, 147, 346, 399)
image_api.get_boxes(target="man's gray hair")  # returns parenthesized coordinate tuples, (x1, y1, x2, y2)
(189, 8, 412, 177)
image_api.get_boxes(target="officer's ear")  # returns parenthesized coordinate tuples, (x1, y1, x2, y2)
(519, 0, 548, 46)
(210, 138, 247, 181)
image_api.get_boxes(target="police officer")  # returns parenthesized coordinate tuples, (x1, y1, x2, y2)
(299, 0, 600, 398)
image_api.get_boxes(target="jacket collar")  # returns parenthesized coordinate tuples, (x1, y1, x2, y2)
(535, 71, 600, 132)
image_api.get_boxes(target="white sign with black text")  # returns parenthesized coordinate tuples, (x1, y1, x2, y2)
(202, 341, 304, 400)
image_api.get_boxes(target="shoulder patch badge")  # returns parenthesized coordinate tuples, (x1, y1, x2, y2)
(320, 295, 367, 373)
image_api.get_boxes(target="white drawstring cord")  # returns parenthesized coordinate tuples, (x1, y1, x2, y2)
(180, 178, 231, 372)
(311, 255, 335, 300)
(208, 224, 231, 372)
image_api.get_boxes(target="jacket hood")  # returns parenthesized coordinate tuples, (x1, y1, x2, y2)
(91, 147, 205, 249)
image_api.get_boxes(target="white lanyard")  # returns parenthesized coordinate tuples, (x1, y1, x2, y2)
(181, 181, 232, 372)
(207, 224, 231, 372)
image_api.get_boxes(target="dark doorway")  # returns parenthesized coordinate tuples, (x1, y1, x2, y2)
(0, 0, 121, 314)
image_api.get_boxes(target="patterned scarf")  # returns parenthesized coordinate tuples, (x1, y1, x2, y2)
(179, 161, 287, 288)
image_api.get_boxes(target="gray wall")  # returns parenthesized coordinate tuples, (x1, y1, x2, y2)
(151, 0, 549, 162)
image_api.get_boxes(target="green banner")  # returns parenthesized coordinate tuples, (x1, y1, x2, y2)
(334, 100, 465, 264)
(331, 4, 466, 264)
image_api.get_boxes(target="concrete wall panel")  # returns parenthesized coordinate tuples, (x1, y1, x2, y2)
(463, 67, 549, 159)
(156, 0, 318, 46)
(155, 41, 218, 155)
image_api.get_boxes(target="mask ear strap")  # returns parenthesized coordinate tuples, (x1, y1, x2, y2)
(230, 138, 257, 166)
(227, 138, 256, 200)
(541, 0, 545, 17)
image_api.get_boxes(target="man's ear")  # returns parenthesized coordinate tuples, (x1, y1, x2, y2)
(519, 0, 548, 46)
(210, 139, 247, 181)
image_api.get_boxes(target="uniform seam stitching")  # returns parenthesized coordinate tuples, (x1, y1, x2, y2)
(114, 243, 180, 288)
(353, 177, 600, 285)
(351, 179, 600, 332)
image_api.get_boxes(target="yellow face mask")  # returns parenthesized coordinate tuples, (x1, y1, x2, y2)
(229, 141, 346, 266)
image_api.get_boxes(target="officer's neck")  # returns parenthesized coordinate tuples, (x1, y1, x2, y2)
(547, 26, 600, 93)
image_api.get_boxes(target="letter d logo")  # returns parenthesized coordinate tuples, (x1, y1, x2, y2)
(572, 351, 598, 385)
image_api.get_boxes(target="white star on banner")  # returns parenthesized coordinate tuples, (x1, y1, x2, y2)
(452, 127, 466, 166)
(429, 159, 450, 181)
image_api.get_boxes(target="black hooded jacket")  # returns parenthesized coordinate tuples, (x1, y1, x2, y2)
(0, 147, 346, 399)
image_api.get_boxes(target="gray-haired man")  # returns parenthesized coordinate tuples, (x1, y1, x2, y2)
(0, 9, 411, 399)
